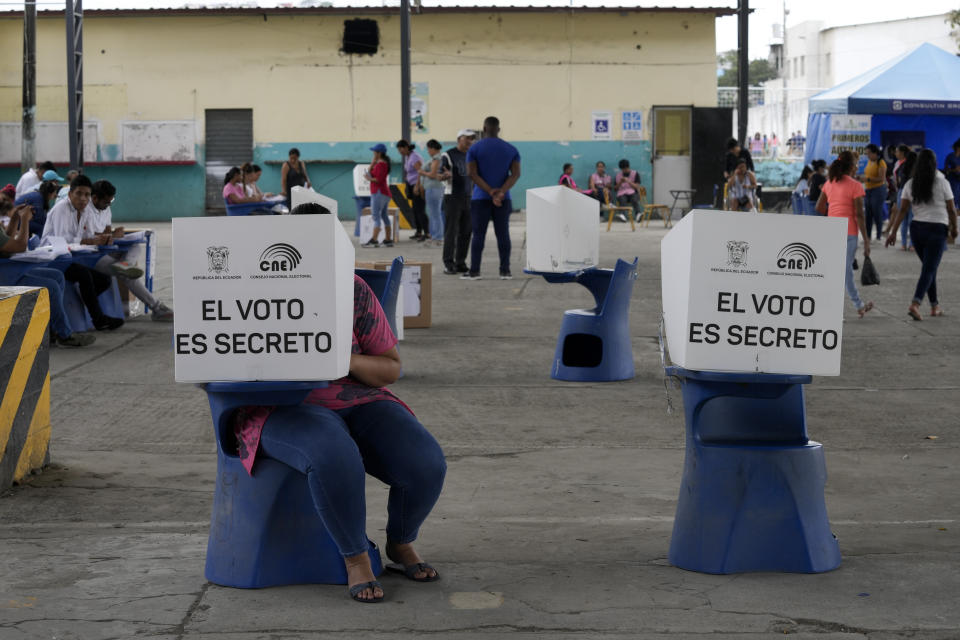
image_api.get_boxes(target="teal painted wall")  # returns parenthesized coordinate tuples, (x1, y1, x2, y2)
(255, 140, 653, 217)
(2, 140, 651, 222)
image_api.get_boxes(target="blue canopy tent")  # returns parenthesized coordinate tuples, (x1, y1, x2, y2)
(805, 43, 960, 170)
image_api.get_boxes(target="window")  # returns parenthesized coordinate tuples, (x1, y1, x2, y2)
(342, 19, 379, 55)
(800, 56, 805, 77)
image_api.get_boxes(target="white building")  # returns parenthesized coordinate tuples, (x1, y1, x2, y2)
(746, 13, 955, 149)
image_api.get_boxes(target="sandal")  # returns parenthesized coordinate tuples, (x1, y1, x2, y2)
(349, 580, 384, 603)
(386, 562, 440, 583)
(907, 304, 923, 321)
(858, 301, 874, 319)
(931, 306, 944, 317)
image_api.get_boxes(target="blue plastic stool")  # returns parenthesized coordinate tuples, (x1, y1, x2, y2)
(355, 256, 404, 337)
(549, 257, 638, 382)
(63, 278, 125, 332)
(664, 367, 841, 574)
(203, 381, 383, 588)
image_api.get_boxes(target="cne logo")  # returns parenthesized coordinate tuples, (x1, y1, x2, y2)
(259, 243, 303, 272)
(777, 242, 817, 270)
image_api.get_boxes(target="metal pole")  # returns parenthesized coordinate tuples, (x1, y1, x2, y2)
(781, 0, 788, 147)
(21, 0, 36, 176)
(400, 0, 411, 142)
(737, 0, 749, 145)
(65, 0, 84, 171)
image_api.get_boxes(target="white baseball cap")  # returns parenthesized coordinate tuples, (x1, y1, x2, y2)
(457, 129, 476, 138)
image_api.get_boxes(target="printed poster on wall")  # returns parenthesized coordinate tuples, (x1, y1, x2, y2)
(411, 82, 429, 134)
(829, 114, 871, 170)
(592, 111, 612, 140)
(622, 110, 643, 142)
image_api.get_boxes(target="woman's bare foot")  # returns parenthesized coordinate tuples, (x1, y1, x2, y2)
(344, 553, 383, 602)
(858, 301, 874, 319)
(386, 540, 438, 580)
(931, 305, 944, 317)
(908, 302, 923, 321)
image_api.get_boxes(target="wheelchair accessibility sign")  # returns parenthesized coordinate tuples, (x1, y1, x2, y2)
(591, 111, 612, 140)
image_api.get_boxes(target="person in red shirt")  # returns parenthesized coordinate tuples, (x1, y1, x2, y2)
(233, 214, 444, 603)
(364, 144, 394, 248)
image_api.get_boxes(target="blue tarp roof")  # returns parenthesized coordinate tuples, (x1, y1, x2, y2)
(808, 43, 960, 116)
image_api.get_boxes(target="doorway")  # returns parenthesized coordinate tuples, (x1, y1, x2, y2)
(205, 109, 252, 212)
(652, 107, 691, 205)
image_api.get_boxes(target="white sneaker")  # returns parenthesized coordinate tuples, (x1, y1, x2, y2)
(151, 303, 174, 322)
(110, 260, 144, 279)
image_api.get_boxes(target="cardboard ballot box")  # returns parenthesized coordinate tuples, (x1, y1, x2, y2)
(661, 211, 847, 376)
(353, 164, 372, 197)
(358, 207, 399, 245)
(172, 213, 355, 383)
(525, 185, 599, 273)
(355, 260, 432, 329)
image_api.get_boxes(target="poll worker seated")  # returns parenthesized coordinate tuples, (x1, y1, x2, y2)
(55, 170, 80, 203)
(87, 180, 174, 321)
(41, 175, 124, 331)
(223, 167, 264, 205)
(0, 202, 95, 347)
(230, 201, 446, 604)
(726, 160, 758, 211)
(242, 163, 274, 200)
(15, 161, 56, 198)
(14, 180, 59, 237)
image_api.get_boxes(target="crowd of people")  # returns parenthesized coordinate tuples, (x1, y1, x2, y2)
(363, 116, 521, 280)
(0, 165, 174, 349)
(745, 130, 806, 159)
(557, 159, 643, 223)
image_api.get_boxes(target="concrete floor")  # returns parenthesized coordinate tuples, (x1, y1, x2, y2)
(0, 214, 958, 639)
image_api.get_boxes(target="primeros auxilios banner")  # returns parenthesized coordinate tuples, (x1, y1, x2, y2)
(661, 211, 848, 376)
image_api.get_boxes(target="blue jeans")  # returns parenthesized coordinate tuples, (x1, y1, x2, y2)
(17, 267, 74, 339)
(426, 187, 445, 240)
(864, 186, 886, 240)
(470, 198, 512, 275)
(370, 192, 391, 230)
(909, 221, 947, 306)
(258, 400, 446, 558)
(844, 234, 864, 311)
(791, 193, 803, 214)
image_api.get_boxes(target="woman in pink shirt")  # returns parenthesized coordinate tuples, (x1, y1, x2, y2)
(222, 167, 262, 205)
(232, 228, 445, 603)
(816, 150, 874, 317)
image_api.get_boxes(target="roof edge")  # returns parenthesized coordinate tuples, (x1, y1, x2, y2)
(0, 6, 738, 18)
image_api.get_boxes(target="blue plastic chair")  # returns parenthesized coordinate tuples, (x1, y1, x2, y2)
(664, 367, 841, 574)
(355, 256, 404, 337)
(551, 257, 638, 382)
(203, 381, 383, 588)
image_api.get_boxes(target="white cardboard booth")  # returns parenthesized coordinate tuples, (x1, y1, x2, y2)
(291, 186, 338, 217)
(661, 210, 847, 376)
(353, 164, 372, 197)
(525, 185, 599, 273)
(172, 211, 354, 383)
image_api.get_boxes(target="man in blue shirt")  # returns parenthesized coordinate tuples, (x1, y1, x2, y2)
(465, 116, 521, 280)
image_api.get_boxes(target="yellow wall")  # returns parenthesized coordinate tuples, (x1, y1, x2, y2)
(0, 9, 717, 147)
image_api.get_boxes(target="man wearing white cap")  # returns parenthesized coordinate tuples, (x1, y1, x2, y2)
(440, 129, 476, 274)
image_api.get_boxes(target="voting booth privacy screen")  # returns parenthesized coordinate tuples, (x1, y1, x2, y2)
(172, 211, 354, 383)
(661, 211, 847, 376)
(525, 186, 599, 273)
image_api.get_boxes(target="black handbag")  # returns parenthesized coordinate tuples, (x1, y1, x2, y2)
(861, 255, 880, 286)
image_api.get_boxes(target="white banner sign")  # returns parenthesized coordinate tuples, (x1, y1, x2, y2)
(591, 110, 612, 140)
(661, 211, 847, 376)
(172, 214, 354, 382)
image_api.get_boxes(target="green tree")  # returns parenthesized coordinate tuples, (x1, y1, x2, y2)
(717, 50, 780, 87)
(948, 10, 960, 52)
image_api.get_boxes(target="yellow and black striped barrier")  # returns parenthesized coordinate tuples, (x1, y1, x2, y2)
(0, 286, 51, 489)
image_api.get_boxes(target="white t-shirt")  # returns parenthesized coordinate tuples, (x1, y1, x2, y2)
(15, 170, 40, 198)
(56, 186, 70, 203)
(901, 172, 954, 225)
(42, 198, 99, 243)
(85, 202, 112, 233)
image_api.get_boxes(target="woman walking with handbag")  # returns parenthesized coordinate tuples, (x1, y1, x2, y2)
(816, 150, 874, 318)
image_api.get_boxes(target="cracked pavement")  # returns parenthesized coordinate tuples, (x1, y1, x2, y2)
(0, 218, 958, 639)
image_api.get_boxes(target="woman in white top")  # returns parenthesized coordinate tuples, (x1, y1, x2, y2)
(885, 149, 959, 320)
